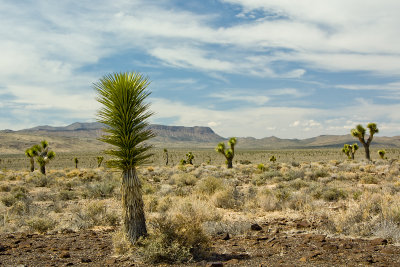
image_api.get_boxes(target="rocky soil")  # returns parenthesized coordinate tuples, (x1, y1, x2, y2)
(1, 218, 399, 267)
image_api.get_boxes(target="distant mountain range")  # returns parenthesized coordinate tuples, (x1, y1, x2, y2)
(1, 122, 399, 154)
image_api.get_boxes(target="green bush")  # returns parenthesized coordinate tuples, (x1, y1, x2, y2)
(322, 187, 347, 202)
(196, 176, 223, 195)
(137, 214, 209, 263)
(26, 217, 56, 234)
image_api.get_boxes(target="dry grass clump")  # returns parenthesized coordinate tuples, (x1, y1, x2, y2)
(136, 213, 210, 264)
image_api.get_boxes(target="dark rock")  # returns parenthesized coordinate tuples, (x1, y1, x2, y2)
(81, 258, 92, 263)
(322, 243, 338, 250)
(206, 262, 223, 267)
(60, 251, 70, 258)
(296, 220, 311, 228)
(222, 233, 230, 240)
(342, 243, 353, 249)
(251, 224, 263, 231)
(371, 238, 388, 246)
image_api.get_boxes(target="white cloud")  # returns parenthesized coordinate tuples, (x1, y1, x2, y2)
(210, 91, 270, 105)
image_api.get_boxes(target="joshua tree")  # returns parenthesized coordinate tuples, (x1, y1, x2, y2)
(378, 149, 387, 159)
(342, 144, 351, 159)
(74, 157, 79, 169)
(25, 145, 40, 172)
(342, 143, 359, 160)
(186, 152, 194, 165)
(215, 137, 237, 168)
(163, 148, 169, 166)
(351, 123, 379, 161)
(97, 156, 104, 168)
(36, 140, 56, 174)
(269, 155, 277, 163)
(94, 72, 155, 243)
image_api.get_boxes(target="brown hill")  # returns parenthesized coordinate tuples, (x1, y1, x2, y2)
(0, 122, 399, 154)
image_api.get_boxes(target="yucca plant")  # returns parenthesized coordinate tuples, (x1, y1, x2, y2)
(342, 143, 359, 160)
(94, 72, 155, 243)
(186, 152, 194, 165)
(351, 123, 379, 161)
(342, 144, 351, 159)
(36, 140, 55, 174)
(378, 149, 386, 159)
(269, 155, 277, 163)
(25, 144, 40, 172)
(215, 137, 237, 168)
(74, 157, 79, 169)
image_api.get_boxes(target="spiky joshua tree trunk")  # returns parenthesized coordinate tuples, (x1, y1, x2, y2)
(216, 137, 237, 168)
(351, 123, 379, 161)
(94, 72, 155, 243)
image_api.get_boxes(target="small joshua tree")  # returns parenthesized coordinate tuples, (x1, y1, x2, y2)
(215, 137, 237, 169)
(378, 149, 387, 160)
(186, 152, 194, 165)
(36, 140, 56, 174)
(74, 157, 79, 169)
(163, 148, 169, 166)
(269, 155, 277, 163)
(342, 143, 359, 160)
(25, 145, 40, 172)
(351, 123, 379, 161)
(342, 144, 351, 159)
(97, 156, 104, 168)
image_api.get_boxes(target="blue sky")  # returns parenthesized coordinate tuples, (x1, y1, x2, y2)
(1, 0, 400, 138)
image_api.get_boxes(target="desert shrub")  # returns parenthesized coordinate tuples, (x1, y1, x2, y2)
(288, 178, 308, 190)
(283, 170, 305, 181)
(157, 196, 172, 213)
(142, 181, 156, 195)
(27, 173, 52, 187)
(144, 195, 159, 212)
(258, 189, 279, 211)
(0, 184, 11, 192)
(82, 180, 117, 199)
(78, 170, 101, 182)
(360, 175, 379, 184)
(274, 186, 292, 202)
(34, 191, 55, 201)
(239, 160, 251, 165)
(137, 214, 209, 264)
(212, 187, 242, 210)
(10, 200, 29, 215)
(58, 190, 77, 201)
(1, 194, 16, 207)
(174, 173, 197, 187)
(113, 229, 132, 255)
(26, 217, 56, 234)
(86, 201, 107, 225)
(309, 168, 329, 180)
(196, 176, 223, 195)
(321, 187, 347, 202)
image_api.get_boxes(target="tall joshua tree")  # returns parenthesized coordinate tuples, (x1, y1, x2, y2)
(216, 137, 237, 168)
(351, 123, 379, 161)
(25, 145, 40, 172)
(94, 72, 155, 243)
(36, 140, 56, 174)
